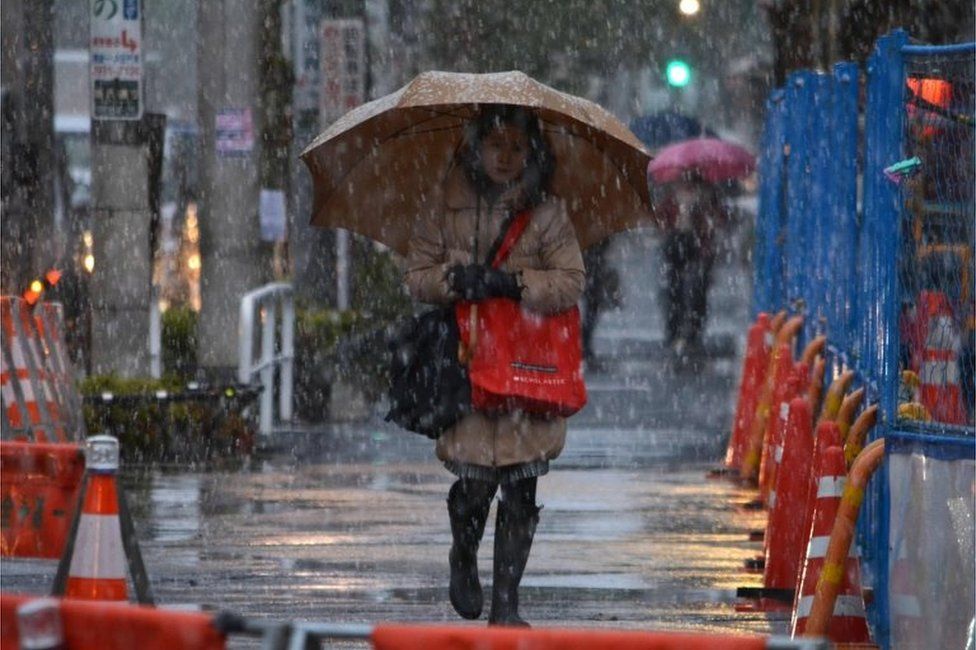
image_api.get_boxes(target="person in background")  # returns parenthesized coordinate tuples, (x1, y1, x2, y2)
(658, 174, 730, 353)
(581, 239, 621, 365)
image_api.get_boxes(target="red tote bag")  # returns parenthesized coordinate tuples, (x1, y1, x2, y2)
(456, 210, 587, 417)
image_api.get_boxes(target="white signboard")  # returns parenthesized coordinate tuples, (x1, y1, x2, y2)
(319, 18, 365, 129)
(259, 189, 287, 242)
(291, 0, 321, 113)
(89, 0, 143, 120)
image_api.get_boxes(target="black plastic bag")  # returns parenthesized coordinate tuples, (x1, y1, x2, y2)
(385, 307, 470, 439)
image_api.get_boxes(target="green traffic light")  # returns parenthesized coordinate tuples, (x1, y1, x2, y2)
(666, 60, 691, 87)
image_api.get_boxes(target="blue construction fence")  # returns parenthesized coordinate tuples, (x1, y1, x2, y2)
(753, 30, 975, 648)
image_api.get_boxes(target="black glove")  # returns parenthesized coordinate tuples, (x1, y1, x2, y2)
(447, 264, 522, 301)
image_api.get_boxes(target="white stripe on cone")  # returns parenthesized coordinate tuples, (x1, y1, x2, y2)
(920, 359, 960, 385)
(796, 594, 866, 619)
(816, 475, 846, 498)
(68, 514, 127, 579)
(925, 317, 960, 351)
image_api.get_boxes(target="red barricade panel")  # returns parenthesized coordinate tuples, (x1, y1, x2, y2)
(0, 442, 84, 558)
(1, 594, 226, 650)
(371, 624, 767, 650)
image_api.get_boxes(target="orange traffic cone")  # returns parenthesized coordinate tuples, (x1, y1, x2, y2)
(725, 312, 772, 473)
(64, 435, 128, 601)
(800, 421, 842, 548)
(763, 397, 814, 592)
(791, 446, 871, 643)
(759, 360, 810, 504)
(917, 291, 966, 424)
(742, 339, 796, 484)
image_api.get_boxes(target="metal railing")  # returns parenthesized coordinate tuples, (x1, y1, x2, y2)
(238, 283, 294, 436)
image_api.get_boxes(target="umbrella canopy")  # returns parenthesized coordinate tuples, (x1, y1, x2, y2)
(301, 70, 654, 254)
(629, 110, 716, 151)
(647, 137, 755, 184)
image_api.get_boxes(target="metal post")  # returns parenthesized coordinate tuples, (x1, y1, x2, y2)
(860, 30, 909, 649)
(259, 302, 276, 436)
(238, 283, 294, 436)
(785, 71, 810, 316)
(832, 62, 859, 363)
(336, 228, 350, 311)
(238, 293, 254, 385)
(279, 298, 294, 423)
(149, 287, 161, 379)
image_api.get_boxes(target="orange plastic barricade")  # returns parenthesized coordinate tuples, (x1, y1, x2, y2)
(0, 593, 226, 650)
(371, 625, 768, 650)
(0, 441, 84, 558)
(34, 303, 86, 439)
(2, 298, 68, 442)
(1, 297, 54, 442)
(763, 397, 814, 593)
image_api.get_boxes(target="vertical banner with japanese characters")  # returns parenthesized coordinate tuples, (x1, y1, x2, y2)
(319, 18, 366, 309)
(318, 18, 365, 129)
(90, 0, 143, 120)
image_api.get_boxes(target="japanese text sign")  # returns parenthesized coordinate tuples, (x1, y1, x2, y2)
(90, 0, 143, 120)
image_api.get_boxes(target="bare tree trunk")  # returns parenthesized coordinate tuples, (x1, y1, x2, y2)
(0, 0, 56, 294)
(765, 0, 815, 86)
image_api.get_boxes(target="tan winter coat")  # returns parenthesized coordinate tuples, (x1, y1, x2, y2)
(404, 168, 585, 469)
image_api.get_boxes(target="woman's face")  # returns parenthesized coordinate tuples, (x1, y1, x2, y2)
(480, 124, 529, 186)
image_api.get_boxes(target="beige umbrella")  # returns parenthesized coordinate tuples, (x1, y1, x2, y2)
(300, 70, 655, 254)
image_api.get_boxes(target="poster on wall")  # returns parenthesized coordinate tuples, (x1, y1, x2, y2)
(215, 108, 255, 157)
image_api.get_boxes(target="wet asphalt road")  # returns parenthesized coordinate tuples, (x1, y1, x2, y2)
(2, 229, 785, 644)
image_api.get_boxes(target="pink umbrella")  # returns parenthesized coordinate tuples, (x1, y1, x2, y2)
(647, 137, 755, 184)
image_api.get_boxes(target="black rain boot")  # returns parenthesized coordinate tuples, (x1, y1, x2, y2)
(488, 499, 541, 627)
(447, 481, 493, 619)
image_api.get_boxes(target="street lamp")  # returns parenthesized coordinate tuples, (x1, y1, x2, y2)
(679, 0, 700, 16)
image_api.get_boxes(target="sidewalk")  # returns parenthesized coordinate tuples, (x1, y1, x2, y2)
(2, 229, 781, 639)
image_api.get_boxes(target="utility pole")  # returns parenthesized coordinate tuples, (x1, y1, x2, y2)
(288, 0, 336, 306)
(87, 0, 165, 377)
(0, 0, 56, 294)
(196, 0, 272, 380)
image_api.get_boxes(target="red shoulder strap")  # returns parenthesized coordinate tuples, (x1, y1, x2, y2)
(490, 210, 532, 269)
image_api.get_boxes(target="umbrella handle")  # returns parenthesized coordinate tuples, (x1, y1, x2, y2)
(458, 304, 478, 365)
